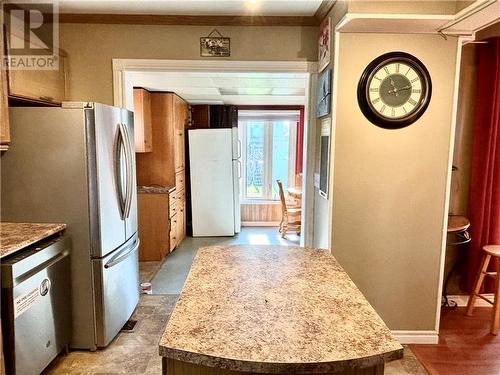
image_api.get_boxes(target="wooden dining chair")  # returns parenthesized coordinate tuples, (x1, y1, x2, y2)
(276, 179, 301, 238)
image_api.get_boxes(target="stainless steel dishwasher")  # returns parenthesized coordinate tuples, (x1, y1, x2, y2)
(1, 236, 71, 375)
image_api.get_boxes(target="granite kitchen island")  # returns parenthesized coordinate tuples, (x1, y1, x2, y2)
(159, 246, 403, 375)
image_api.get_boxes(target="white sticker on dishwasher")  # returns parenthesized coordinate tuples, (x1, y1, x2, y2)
(14, 278, 50, 318)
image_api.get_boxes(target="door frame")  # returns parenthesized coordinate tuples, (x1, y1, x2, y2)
(112, 59, 318, 247)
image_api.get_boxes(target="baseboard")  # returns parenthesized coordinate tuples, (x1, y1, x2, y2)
(392, 330, 439, 344)
(446, 294, 494, 307)
(241, 221, 280, 227)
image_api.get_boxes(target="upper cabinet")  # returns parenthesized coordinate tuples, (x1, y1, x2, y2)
(133, 88, 153, 153)
(7, 53, 68, 105)
(1, 65, 10, 151)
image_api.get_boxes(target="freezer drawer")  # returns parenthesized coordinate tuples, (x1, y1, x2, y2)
(92, 233, 140, 347)
(1, 236, 71, 375)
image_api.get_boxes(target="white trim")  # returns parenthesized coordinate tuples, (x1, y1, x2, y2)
(241, 221, 280, 227)
(447, 294, 495, 307)
(392, 330, 439, 345)
(335, 13, 454, 34)
(327, 29, 341, 249)
(434, 37, 465, 335)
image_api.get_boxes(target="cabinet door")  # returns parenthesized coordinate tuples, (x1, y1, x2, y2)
(133, 88, 152, 153)
(8, 55, 67, 104)
(173, 95, 187, 172)
(0, 63, 9, 150)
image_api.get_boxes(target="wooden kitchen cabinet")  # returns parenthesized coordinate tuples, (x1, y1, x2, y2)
(133, 88, 152, 153)
(137, 190, 171, 261)
(8, 53, 68, 104)
(136, 92, 188, 253)
(1, 64, 9, 151)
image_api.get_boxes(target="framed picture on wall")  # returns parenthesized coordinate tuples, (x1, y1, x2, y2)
(318, 17, 331, 72)
(319, 117, 331, 199)
(316, 69, 332, 118)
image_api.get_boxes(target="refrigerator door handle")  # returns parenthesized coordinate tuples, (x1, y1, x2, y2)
(120, 124, 134, 218)
(115, 124, 127, 219)
(237, 159, 242, 179)
(237, 139, 242, 159)
(104, 238, 140, 269)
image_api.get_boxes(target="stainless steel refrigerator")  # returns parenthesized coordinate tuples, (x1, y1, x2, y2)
(189, 128, 241, 236)
(1, 102, 140, 350)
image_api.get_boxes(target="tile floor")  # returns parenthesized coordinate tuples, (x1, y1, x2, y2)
(45, 227, 429, 374)
(150, 227, 300, 294)
(46, 294, 428, 375)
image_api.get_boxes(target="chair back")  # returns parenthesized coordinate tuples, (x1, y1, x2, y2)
(276, 179, 287, 215)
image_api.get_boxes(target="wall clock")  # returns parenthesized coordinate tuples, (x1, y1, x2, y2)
(357, 52, 432, 129)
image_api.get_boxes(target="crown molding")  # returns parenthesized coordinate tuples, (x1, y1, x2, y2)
(59, 13, 320, 27)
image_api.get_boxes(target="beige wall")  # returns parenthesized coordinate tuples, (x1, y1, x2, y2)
(59, 24, 318, 105)
(347, 0, 458, 14)
(450, 44, 476, 217)
(331, 33, 458, 330)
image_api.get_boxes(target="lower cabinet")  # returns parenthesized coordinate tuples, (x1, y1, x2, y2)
(168, 188, 186, 253)
(137, 191, 170, 261)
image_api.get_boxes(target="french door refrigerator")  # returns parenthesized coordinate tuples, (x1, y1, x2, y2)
(189, 128, 241, 236)
(1, 103, 139, 350)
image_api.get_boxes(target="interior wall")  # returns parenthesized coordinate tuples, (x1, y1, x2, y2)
(450, 44, 477, 217)
(312, 1, 347, 249)
(59, 24, 318, 104)
(331, 33, 458, 331)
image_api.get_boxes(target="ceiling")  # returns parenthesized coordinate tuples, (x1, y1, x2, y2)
(58, 0, 323, 16)
(123, 71, 309, 106)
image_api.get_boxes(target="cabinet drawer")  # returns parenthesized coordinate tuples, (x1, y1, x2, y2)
(170, 214, 179, 251)
(169, 200, 178, 218)
(175, 171, 185, 191)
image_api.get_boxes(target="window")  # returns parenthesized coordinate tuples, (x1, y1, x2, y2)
(239, 111, 298, 202)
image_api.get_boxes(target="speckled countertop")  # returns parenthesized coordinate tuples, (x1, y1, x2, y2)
(159, 245, 403, 373)
(1, 222, 67, 258)
(138, 185, 175, 194)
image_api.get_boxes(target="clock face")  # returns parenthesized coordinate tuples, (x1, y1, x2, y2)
(357, 52, 431, 129)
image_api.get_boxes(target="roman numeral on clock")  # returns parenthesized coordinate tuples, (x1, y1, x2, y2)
(391, 108, 395, 117)
(412, 89, 421, 94)
(371, 97, 380, 105)
(396, 63, 400, 73)
(411, 77, 419, 83)
(380, 105, 386, 113)
(369, 88, 378, 92)
(408, 98, 417, 106)
(384, 66, 390, 75)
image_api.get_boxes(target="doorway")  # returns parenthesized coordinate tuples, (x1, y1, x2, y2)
(112, 59, 317, 294)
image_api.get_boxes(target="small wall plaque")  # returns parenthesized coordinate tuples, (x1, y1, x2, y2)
(200, 29, 230, 57)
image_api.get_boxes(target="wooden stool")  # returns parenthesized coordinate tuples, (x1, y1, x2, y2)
(465, 245, 500, 335)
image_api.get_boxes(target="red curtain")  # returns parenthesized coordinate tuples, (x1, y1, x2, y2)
(466, 37, 500, 292)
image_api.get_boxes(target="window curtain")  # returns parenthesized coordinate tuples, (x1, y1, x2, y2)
(465, 37, 500, 292)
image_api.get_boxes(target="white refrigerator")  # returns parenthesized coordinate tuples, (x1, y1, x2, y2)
(189, 128, 241, 236)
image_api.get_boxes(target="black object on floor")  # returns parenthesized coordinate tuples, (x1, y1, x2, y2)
(121, 319, 137, 333)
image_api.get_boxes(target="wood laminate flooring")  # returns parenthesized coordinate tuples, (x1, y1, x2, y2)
(410, 307, 500, 375)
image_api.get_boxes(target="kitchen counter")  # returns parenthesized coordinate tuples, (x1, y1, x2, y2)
(138, 185, 175, 194)
(159, 245, 403, 375)
(0, 222, 67, 258)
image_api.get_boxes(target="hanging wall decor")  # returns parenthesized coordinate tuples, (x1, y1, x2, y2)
(200, 29, 230, 57)
(316, 68, 332, 118)
(318, 17, 331, 72)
